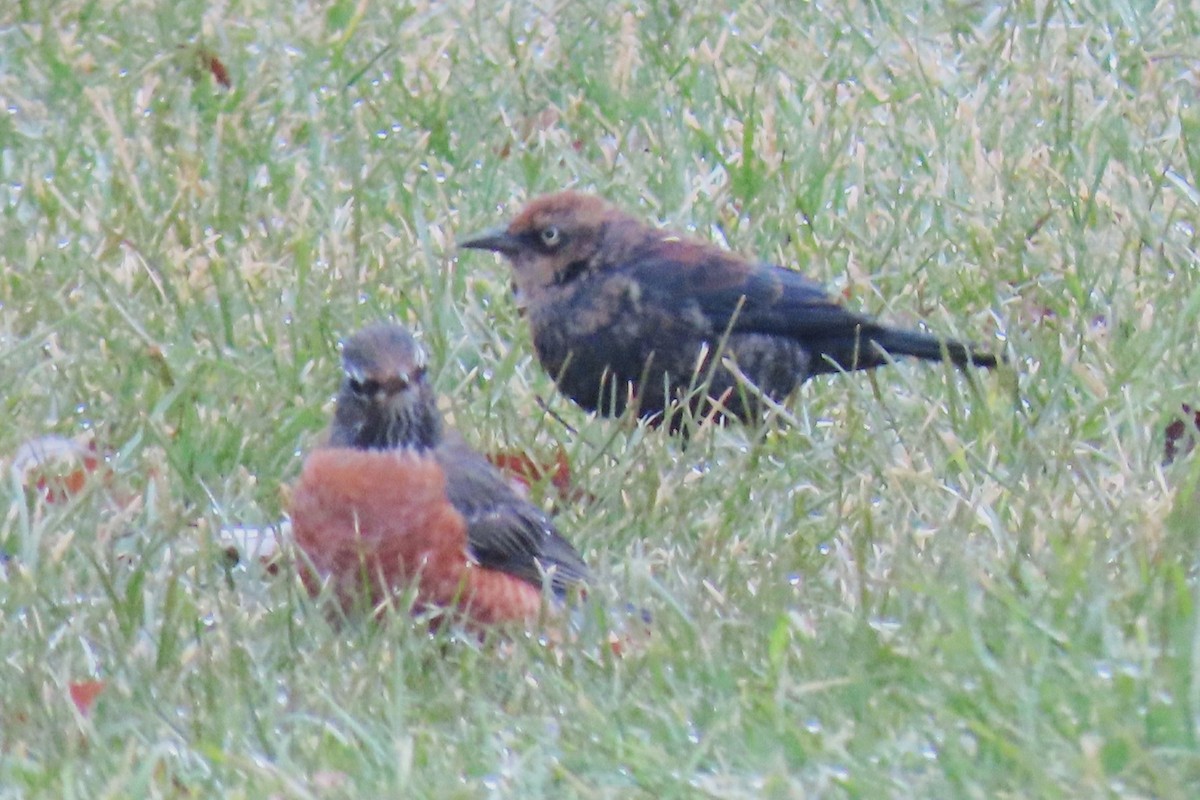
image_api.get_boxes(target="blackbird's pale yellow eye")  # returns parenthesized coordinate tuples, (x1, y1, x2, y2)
(540, 226, 561, 247)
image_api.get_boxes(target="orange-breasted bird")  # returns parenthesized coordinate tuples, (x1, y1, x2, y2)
(461, 191, 1001, 430)
(290, 323, 589, 626)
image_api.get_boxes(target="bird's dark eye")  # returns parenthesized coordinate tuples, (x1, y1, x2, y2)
(349, 377, 381, 396)
(540, 226, 561, 247)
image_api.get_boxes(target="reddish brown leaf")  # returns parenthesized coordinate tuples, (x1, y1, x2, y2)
(68, 680, 106, 715)
(198, 48, 232, 88)
(488, 447, 587, 503)
(12, 436, 110, 503)
(488, 451, 538, 491)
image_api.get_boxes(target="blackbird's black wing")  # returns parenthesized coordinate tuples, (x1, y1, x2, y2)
(435, 440, 588, 597)
(622, 238, 873, 339)
(624, 238, 996, 371)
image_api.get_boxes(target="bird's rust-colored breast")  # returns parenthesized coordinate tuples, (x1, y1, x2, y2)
(290, 447, 543, 624)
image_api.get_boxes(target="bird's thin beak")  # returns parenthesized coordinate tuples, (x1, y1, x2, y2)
(459, 225, 520, 256)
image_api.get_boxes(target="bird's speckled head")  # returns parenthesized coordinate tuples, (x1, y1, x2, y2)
(459, 191, 639, 300)
(329, 323, 442, 451)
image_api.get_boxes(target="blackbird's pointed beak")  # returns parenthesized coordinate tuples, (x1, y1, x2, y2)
(459, 225, 520, 256)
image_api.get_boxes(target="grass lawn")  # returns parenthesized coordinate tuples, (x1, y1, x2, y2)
(3, 1, 1200, 796)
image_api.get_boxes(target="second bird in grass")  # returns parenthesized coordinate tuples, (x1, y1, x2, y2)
(290, 323, 589, 626)
(461, 191, 1002, 430)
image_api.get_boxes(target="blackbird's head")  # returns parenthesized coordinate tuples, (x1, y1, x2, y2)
(459, 191, 622, 299)
(330, 323, 442, 451)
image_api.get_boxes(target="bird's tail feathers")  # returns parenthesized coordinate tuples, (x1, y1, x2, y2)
(813, 325, 1000, 374)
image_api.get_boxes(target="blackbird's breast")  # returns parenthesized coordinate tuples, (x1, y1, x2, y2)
(528, 272, 716, 418)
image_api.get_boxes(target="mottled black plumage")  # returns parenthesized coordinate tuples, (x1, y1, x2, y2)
(461, 191, 1001, 428)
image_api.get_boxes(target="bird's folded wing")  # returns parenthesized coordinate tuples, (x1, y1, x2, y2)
(625, 240, 875, 340)
(436, 446, 589, 595)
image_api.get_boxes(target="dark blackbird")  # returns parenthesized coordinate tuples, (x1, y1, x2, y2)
(460, 191, 1001, 429)
(290, 323, 588, 624)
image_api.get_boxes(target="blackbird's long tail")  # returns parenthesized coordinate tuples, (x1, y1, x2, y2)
(810, 324, 1000, 375)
